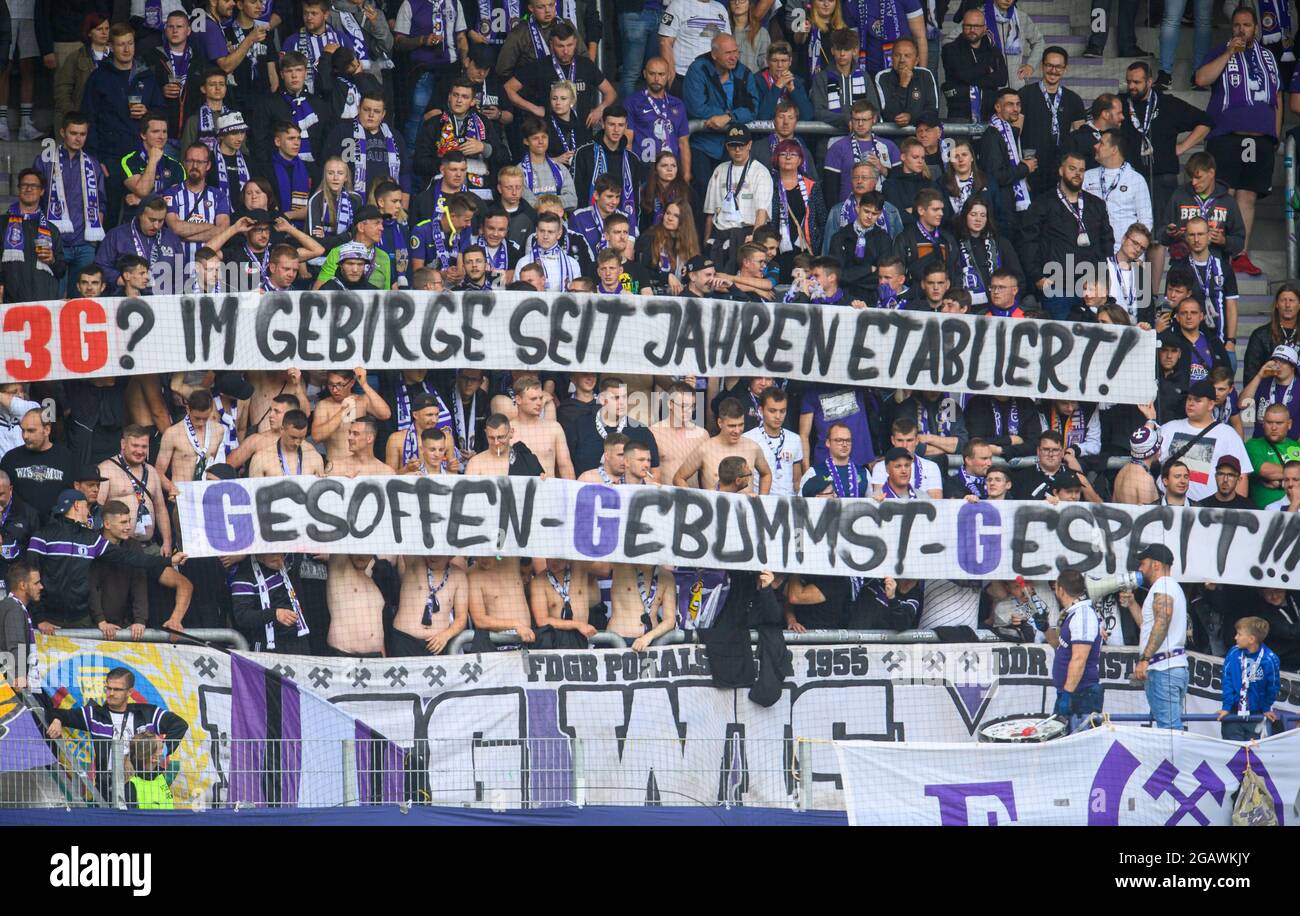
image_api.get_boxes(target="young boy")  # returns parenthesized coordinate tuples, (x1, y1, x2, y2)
(1208, 366, 1244, 438)
(1217, 616, 1281, 741)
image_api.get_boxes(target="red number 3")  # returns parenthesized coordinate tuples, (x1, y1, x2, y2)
(4, 306, 52, 381)
(3, 300, 107, 381)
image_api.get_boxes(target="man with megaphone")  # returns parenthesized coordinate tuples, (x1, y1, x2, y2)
(1048, 570, 1104, 733)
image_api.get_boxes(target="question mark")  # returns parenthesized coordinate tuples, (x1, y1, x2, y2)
(116, 299, 155, 370)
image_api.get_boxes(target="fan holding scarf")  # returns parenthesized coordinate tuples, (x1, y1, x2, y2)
(2, 170, 66, 304)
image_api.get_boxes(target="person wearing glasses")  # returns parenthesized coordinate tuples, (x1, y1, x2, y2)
(2, 170, 67, 305)
(310, 367, 393, 462)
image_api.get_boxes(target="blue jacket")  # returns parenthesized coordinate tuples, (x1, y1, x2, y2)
(1220, 645, 1281, 714)
(83, 59, 165, 164)
(684, 54, 761, 161)
(756, 73, 814, 120)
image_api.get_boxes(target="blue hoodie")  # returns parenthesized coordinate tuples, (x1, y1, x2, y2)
(1220, 644, 1281, 715)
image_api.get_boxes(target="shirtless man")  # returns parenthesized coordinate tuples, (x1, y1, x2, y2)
(391, 554, 468, 655)
(326, 417, 396, 477)
(529, 558, 596, 640)
(1113, 426, 1161, 506)
(623, 441, 656, 485)
(384, 393, 443, 472)
(651, 382, 708, 488)
(506, 375, 574, 479)
(97, 425, 172, 555)
(716, 455, 752, 493)
(311, 368, 392, 461)
(672, 398, 772, 493)
(490, 369, 557, 421)
(246, 368, 310, 434)
(464, 414, 539, 476)
(600, 561, 676, 651)
(578, 432, 627, 484)
(407, 427, 456, 476)
(247, 409, 327, 477)
(227, 394, 299, 470)
(156, 390, 224, 485)
(468, 554, 536, 648)
(326, 554, 389, 656)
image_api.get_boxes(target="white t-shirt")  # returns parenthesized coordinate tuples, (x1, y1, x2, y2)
(703, 158, 773, 230)
(1083, 163, 1152, 254)
(868, 455, 944, 494)
(659, 0, 732, 75)
(1139, 576, 1188, 670)
(1156, 418, 1252, 503)
(918, 579, 982, 630)
(515, 247, 581, 292)
(745, 425, 804, 497)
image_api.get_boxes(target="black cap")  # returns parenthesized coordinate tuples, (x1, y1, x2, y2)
(354, 205, 383, 224)
(685, 254, 715, 274)
(1187, 379, 1217, 400)
(914, 112, 942, 129)
(204, 463, 237, 481)
(1157, 333, 1182, 350)
(1136, 543, 1174, 565)
(410, 392, 439, 412)
(883, 447, 914, 464)
(724, 123, 751, 146)
(215, 371, 254, 401)
(1051, 469, 1082, 491)
(241, 208, 275, 226)
(72, 465, 108, 483)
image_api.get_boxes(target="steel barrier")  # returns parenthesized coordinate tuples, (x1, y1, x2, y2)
(685, 119, 988, 138)
(1287, 135, 1297, 281)
(443, 627, 1002, 654)
(56, 628, 250, 651)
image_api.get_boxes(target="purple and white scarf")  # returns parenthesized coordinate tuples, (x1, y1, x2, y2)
(1219, 39, 1280, 114)
(1259, 0, 1294, 46)
(521, 155, 564, 194)
(986, 0, 1021, 55)
(282, 91, 319, 163)
(991, 116, 1030, 211)
(46, 148, 105, 242)
(477, 0, 522, 44)
(3, 204, 53, 275)
(592, 143, 635, 220)
(352, 121, 401, 195)
(213, 148, 250, 197)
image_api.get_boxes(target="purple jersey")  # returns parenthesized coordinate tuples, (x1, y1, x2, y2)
(673, 567, 730, 630)
(624, 90, 690, 164)
(845, 0, 922, 75)
(191, 9, 233, 63)
(800, 384, 876, 467)
(1207, 42, 1281, 138)
(823, 134, 900, 201)
(1052, 600, 1102, 692)
(1253, 376, 1300, 438)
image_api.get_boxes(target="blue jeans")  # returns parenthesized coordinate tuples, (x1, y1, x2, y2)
(618, 9, 661, 99)
(1041, 293, 1079, 320)
(1145, 665, 1189, 730)
(62, 242, 97, 297)
(1066, 684, 1104, 734)
(405, 71, 436, 150)
(1159, 0, 1213, 76)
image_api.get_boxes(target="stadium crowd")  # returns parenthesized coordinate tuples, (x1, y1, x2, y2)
(0, 0, 1296, 686)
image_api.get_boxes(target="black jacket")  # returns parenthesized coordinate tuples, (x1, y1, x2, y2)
(1018, 81, 1086, 196)
(963, 396, 1043, 459)
(882, 166, 941, 219)
(50, 699, 188, 801)
(977, 119, 1032, 238)
(248, 88, 335, 170)
(27, 517, 169, 624)
(1245, 323, 1299, 386)
(828, 223, 894, 299)
(1020, 187, 1114, 287)
(893, 222, 961, 287)
(941, 36, 1007, 123)
(699, 572, 791, 708)
(0, 496, 40, 585)
(1159, 328, 1231, 381)
(572, 134, 644, 216)
(1, 219, 65, 305)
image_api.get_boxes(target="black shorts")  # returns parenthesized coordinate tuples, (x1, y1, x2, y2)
(1206, 132, 1276, 198)
(387, 628, 437, 657)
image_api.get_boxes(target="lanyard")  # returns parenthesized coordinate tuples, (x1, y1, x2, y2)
(547, 567, 573, 620)
(725, 160, 752, 205)
(277, 442, 303, 475)
(1057, 188, 1086, 233)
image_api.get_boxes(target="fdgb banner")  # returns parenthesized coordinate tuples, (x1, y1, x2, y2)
(179, 475, 1300, 587)
(0, 291, 1155, 403)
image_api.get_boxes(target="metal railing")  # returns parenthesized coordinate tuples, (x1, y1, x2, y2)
(1286, 135, 1297, 281)
(686, 119, 988, 139)
(0, 736, 803, 811)
(55, 628, 250, 651)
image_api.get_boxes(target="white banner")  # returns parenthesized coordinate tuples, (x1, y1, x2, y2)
(835, 726, 1300, 826)
(0, 291, 1155, 402)
(178, 475, 1300, 587)
(36, 638, 1300, 811)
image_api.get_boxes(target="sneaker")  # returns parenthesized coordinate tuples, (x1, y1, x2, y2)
(1082, 47, 1104, 58)
(1232, 252, 1263, 276)
(1154, 70, 1173, 91)
(17, 120, 40, 141)
(1120, 46, 1154, 58)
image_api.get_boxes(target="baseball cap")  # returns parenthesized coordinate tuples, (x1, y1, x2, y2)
(241, 208, 275, 227)
(1135, 543, 1174, 566)
(53, 489, 88, 515)
(1129, 426, 1160, 460)
(338, 241, 373, 262)
(410, 392, 440, 412)
(72, 465, 108, 483)
(724, 123, 751, 146)
(685, 254, 715, 274)
(1187, 379, 1217, 400)
(204, 463, 238, 481)
(1157, 334, 1182, 350)
(773, 138, 803, 159)
(1271, 344, 1299, 366)
(883, 447, 913, 464)
(1216, 455, 1242, 474)
(217, 111, 248, 135)
(215, 371, 254, 401)
(914, 112, 942, 129)
(1050, 469, 1082, 491)
(353, 205, 383, 224)
(800, 472, 834, 498)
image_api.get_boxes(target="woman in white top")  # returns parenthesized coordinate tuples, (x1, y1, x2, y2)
(306, 156, 364, 271)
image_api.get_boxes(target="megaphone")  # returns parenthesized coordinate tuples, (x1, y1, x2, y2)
(1086, 571, 1145, 602)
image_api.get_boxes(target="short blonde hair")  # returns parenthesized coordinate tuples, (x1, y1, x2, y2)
(1235, 617, 1270, 642)
(550, 80, 577, 104)
(535, 194, 565, 216)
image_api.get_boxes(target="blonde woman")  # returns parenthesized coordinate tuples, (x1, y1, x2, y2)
(544, 80, 591, 169)
(728, 0, 770, 74)
(792, 0, 844, 76)
(306, 156, 364, 270)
